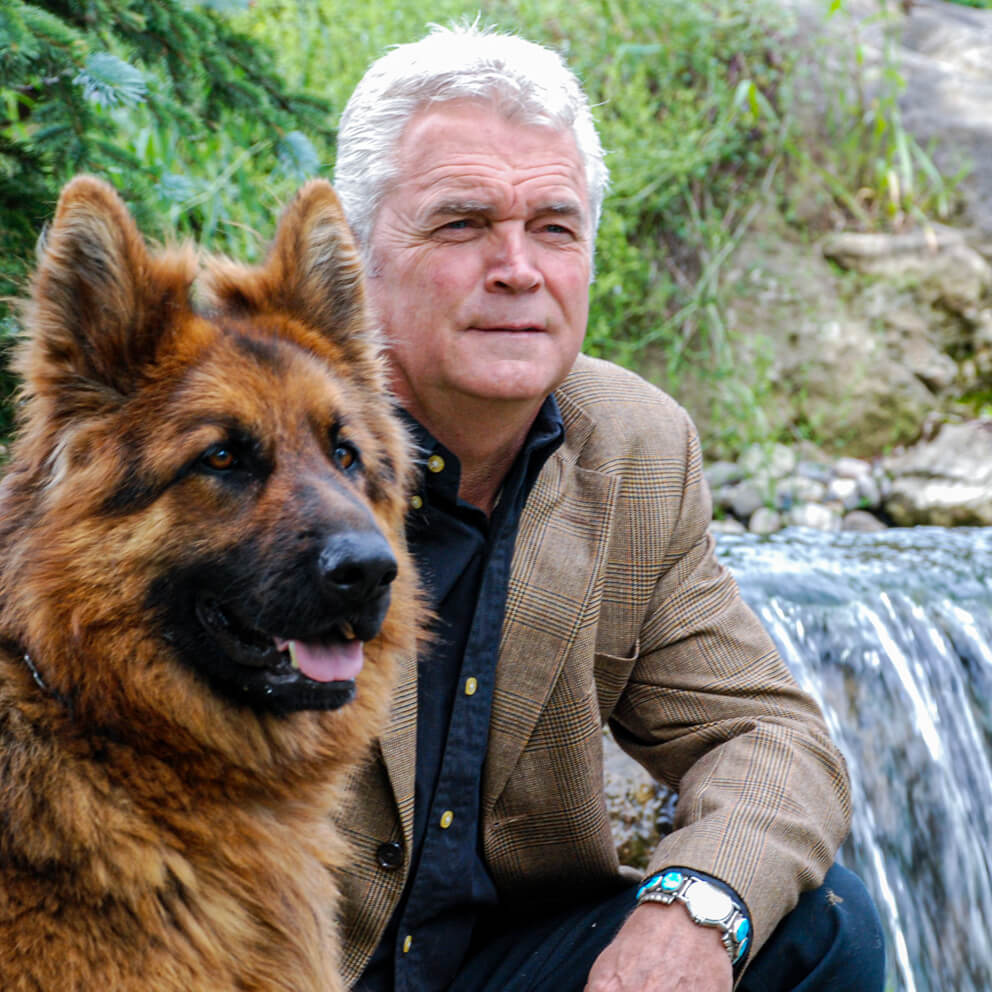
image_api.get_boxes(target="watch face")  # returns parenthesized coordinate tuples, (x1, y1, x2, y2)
(685, 880, 733, 923)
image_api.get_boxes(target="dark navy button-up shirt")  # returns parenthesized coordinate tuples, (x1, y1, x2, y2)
(357, 397, 564, 992)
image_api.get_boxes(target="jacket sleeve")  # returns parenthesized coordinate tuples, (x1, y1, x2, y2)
(607, 408, 851, 957)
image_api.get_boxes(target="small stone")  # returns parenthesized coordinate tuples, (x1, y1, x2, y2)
(749, 507, 782, 535)
(739, 443, 797, 480)
(826, 476, 861, 510)
(785, 503, 842, 531)
(708, 517, 747, 535)
(776, 476, 827, 508)
(796, 460, 833, 484)
(712, 484, 734, 513)
(855, 474, 882, 509)
(705, 460, 746, 490)
(833, 457, 873, 480)
(842, 510, 888, 532)
(729, 480, 768, 521)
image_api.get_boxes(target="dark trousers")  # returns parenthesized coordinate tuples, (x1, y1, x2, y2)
(448, 864, 885, 992)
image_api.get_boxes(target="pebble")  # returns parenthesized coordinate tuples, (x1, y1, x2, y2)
(785, 503, 842, 531)
(833, 456, 873, 479)
(842, 510, 889, 532)
(749, 507, 782, 535)
(739, 442, 797, 479)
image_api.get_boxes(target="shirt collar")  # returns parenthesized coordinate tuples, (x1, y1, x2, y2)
(402, 396, 565, 514)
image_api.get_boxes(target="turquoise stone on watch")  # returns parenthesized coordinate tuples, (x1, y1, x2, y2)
(636, 869, 751, 965)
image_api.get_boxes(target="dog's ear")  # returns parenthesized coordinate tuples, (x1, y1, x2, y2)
(203, 180, 375, 366)
(19, 175, 195, 406)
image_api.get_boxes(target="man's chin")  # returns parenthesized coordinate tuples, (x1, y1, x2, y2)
(455, 352, 579, 404)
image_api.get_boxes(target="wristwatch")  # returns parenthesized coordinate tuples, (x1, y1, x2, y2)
(636, 868, 751, 967)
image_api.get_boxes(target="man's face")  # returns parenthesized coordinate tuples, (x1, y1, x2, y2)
(365, 100, 592, 429)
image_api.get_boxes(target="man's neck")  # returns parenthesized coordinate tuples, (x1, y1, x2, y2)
(410, 398, 543, 516)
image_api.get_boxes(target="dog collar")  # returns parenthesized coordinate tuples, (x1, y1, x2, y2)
(22, 651, 49, 692)
(20, 649, 74, 715)
(637, 868, 751, 967)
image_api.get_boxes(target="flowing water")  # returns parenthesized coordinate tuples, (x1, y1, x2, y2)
(716, 526, 992, 992)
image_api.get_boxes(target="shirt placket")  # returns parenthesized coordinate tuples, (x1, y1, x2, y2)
(393, 526, 512, 991)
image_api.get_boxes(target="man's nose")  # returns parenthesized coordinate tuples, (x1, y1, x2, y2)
(484, 226, 542, 293)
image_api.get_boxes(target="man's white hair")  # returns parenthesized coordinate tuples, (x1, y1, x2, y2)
(334, 22, 609, 255)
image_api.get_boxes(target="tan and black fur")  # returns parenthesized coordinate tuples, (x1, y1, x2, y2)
(0, 176, 419, 991)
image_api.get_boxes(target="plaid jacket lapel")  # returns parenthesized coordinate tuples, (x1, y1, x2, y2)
(378, 639, 418, 851)
(482, 389, 619, 808)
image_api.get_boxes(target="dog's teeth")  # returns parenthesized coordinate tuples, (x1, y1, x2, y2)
(341, 622, 355, 641)
(287, 642, 300, 670)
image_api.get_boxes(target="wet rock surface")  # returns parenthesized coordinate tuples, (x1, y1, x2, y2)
(883, 419, 992, 526)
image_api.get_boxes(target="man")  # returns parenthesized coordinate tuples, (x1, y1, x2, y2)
(332, 23, 885, 992)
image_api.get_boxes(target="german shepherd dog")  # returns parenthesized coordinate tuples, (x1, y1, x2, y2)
(0, 177, 418, 991)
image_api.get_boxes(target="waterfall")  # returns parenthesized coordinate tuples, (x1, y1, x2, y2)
(717, 527, 992, 992)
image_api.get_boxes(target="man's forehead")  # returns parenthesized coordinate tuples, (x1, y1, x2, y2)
(391, 102, 589, 214)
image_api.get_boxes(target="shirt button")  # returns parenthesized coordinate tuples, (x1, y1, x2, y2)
(410, 494, 423, 510)
(427, 454, 445, 473)
(464, 676, 478, 696)
(375, 841, 404, 871)
(439, 810, 454, 829)
(402, 934, 413, 953)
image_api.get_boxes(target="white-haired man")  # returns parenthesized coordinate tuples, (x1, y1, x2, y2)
(332, 24, 885, 992)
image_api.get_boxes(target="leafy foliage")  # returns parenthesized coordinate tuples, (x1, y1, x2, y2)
(0, 0, 335, 434)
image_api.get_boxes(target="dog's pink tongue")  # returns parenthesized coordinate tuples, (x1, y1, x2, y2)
(281, 639, 364, 683)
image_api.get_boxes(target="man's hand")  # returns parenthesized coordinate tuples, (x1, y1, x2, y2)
(584, 901, 733, 992)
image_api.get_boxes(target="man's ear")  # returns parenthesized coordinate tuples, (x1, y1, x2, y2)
(202, 179, 376, 368)
(18, 175, 195, 410)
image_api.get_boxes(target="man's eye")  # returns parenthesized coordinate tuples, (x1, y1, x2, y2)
(436, 218, 480, 236)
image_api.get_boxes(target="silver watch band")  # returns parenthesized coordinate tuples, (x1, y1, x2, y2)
(636, 869, 751, 966)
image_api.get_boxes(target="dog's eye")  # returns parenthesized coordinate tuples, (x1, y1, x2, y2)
(200, 445, 238, 472)
(333, 441, 360, 473)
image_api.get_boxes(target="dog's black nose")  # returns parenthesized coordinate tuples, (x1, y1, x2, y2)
(318, 531, 398, 605)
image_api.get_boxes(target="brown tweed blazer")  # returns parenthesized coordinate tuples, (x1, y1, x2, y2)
(336, 354, 851, 985)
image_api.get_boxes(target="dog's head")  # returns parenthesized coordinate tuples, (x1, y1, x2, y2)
(0, 177, 419, 770)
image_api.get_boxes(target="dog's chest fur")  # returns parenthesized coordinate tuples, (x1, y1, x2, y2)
(0, 662, 344, 992)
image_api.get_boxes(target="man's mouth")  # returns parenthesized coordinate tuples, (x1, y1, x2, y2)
(472, 324, 544, 333)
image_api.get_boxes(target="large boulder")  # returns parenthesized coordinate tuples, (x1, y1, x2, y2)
(655, 0, 992, 462)
(784, 0, 992, 239)
(894, 3, 992, 241)
(720, 214, 943, 457)
(820, 226, 992, 313)
(883, 420, 992, 526)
